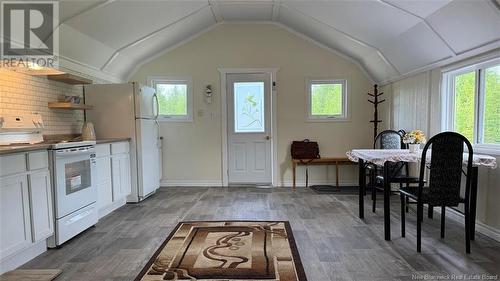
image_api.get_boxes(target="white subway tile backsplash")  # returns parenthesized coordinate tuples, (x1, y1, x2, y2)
(0, 69, 84, 135)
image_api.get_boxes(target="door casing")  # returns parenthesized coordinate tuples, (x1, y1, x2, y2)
(219, 68, 279, 187)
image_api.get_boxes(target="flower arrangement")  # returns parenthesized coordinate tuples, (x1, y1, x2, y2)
(403, 130, 427, 145)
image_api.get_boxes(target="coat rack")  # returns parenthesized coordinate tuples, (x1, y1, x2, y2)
(368, 84, 385, 141)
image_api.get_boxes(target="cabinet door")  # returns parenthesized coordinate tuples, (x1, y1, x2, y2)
(120, 155, 131, 197)
(28, 170, 54, 242)
(111, 155, 132, 201)
(96, 157, 113, 210)
(0, 175, 31, 259)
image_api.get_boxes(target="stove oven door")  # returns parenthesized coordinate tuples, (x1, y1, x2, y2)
(53, 146, 97, 219)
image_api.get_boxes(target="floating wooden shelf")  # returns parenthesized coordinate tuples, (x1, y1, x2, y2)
(48, 102, 93, 110)
(47, 74, 92, 85)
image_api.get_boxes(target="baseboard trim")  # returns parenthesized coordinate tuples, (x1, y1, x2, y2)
(279, 181, 358, 188)
(98, 197, 126, 219)
(160, 180, 223, 187)
(0, 240, 46, 274)
(159, 180, 358, 188)
(430, 206, 500, 243)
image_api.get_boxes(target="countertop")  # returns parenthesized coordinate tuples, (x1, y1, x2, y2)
(0, 138, 131, 155)
(0, 143, 53, 155)
(95, 138, 131, 144)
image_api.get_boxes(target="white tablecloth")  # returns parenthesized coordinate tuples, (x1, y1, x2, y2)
(346, 149, 497, 169)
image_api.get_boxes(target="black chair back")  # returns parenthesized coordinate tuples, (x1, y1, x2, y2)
(374, 130, 404, 177)
(374, 130, 403, 149)
(418, 132, 473, 207)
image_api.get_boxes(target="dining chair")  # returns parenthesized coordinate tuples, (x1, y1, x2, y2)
(399, 132, 474, 253)
(369, 130, 419, 212)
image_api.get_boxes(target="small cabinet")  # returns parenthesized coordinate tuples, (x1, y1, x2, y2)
(0, 174, 32, 260)
(28, 170, 54, 242)
(94, 141, 131, 218)
(95, 157, 113, 210)
(111, 154, 131, 200)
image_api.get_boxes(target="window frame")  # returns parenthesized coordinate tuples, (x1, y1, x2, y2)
(306, 78, 349, 122)
(148, 76, 193, 122)
(442, 57, 500, 153)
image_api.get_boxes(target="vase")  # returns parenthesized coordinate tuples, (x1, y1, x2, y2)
(408, 143, 420, 153)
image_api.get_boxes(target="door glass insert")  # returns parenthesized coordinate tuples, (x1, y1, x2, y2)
(234, 82, 265, 133)
(65, 160, 91, 195)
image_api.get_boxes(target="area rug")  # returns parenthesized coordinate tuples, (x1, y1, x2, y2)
(135, 221, 307, 281)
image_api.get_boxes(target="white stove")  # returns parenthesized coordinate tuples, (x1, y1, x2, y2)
(49, 140, 96, 149)
(47, 140, 98, 248)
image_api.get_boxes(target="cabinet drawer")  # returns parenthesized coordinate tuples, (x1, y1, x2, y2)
(95, 144, 111, 158)
(28, 151, 49, 170)
(0, 154, 26, 177)
(111, 142, 129, 155)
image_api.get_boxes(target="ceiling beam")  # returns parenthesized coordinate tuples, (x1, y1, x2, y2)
(280, 3, 401, 76)
(272, 0, 281, 21)
(100, 5, 211, 71)
(377, 0, 458, 57)
(208, 0, 223, 23)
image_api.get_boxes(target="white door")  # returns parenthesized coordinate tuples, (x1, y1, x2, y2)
(227, 73, 272, 184)
(112, 154, 132, 200)
(0, 175, 32, 259)
(28, 170, 54, 242)
(136, 119, 160, 198)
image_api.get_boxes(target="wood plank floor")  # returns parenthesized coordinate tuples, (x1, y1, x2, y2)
(22, 187, 500, 281)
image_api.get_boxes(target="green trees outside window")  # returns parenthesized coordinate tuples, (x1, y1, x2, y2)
(156, 84, 187, 116)
(452, 63, 500, 145)
(454, 71, 476, 142)
(310, 83, 343, 116)
(483, 65, 500, 144)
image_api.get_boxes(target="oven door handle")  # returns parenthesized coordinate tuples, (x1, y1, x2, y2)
(55, 148, 95, 157)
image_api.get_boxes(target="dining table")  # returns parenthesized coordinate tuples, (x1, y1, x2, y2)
(346, 149, 497, 241)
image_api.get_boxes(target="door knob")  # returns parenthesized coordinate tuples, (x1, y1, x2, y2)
(266, 136, 270, 140)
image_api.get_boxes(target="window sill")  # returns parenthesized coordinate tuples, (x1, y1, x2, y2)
(306, 117, 351, 123)
(473, 145, 500, 157)
(157, 117, 193, 123)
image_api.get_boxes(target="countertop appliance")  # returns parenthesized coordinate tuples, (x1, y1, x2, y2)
(47, 139, 98, 248)
(81, 122, 96, 141)
(84, 82, 160, 202)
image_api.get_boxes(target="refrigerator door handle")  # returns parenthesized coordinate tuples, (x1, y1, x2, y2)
(155, 119, 161, 148)
(153, 93, 159, 119)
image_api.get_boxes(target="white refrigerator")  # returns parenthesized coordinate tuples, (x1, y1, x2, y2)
(85, 82, 161, 202)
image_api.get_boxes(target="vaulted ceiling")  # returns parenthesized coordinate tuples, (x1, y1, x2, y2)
(57, 0, 500, 83)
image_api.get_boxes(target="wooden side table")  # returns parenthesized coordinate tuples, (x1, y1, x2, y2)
(291, 157, 355, 189)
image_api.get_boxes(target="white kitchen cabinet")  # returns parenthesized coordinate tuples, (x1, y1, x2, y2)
(112, 154, 131, 200)
(28, 170, 54, 242)
(0, 174, 32, 260)
(95, 157, 113, 211)
(95, 141, 131, 218)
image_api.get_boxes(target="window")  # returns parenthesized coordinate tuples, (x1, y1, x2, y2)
(148, 77, 193, 121)
(234, 82, 265, 133)
(443, 58, 500, 149)
(307, 79, 347, 120)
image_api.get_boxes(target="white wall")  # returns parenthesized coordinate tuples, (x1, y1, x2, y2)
(131, 23, 383, 187)
(386, 50, 500, 236)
